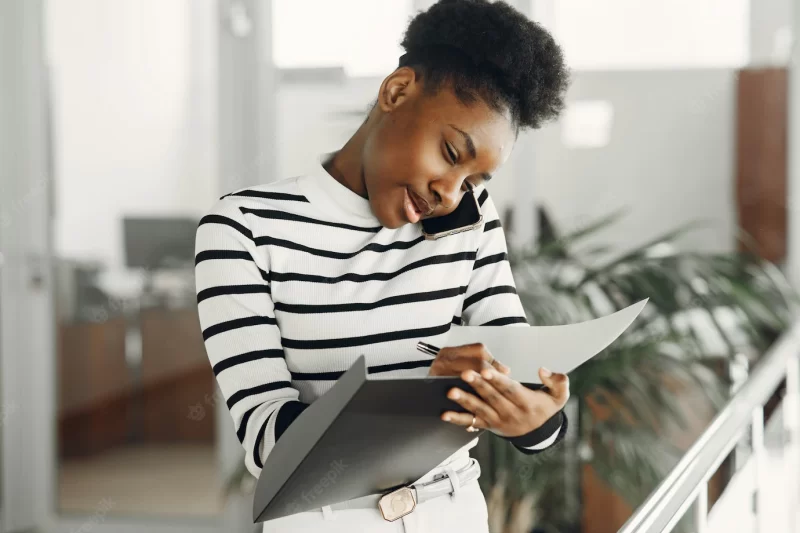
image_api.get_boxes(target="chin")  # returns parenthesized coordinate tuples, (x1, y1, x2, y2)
(369, 195, 406, 230)
(377, 213, 406, 230)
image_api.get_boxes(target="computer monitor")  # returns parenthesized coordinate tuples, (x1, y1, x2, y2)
(123, 217, 198, 270)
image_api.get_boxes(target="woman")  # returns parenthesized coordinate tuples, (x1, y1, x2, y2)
(195, 0, 571, 531)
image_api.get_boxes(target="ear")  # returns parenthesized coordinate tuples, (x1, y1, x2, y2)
(376, 66, 418, 113)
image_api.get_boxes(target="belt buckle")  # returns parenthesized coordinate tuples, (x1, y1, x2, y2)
(378, 486, 417, 521)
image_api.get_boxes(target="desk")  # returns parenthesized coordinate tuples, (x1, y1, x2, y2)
(58, 306, 215, 458)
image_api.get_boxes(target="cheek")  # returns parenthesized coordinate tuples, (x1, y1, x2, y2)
(369, 115, 437, 182)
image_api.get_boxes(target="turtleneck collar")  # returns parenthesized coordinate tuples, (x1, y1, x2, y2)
(298, 152, 381, 225)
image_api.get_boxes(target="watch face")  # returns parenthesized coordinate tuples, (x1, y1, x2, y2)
(420, 188, 482, 237)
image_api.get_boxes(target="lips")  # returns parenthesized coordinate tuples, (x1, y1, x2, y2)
(403, 188, 421, 224)
(407, 189, 433, 216)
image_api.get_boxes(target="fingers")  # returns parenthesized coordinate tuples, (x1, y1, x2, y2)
(468, 367, 527, 410)
(492, 357, 511, 375)
(444, 386, 499, 427)
(430, 343, 507, 377)
(441, 410, 486, 431)
(538, 367, 570, 406)
(461, 368, 520, 414)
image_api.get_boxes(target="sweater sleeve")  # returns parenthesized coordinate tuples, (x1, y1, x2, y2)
(195, 197, 306, 479)
(462, 189, 567, 453)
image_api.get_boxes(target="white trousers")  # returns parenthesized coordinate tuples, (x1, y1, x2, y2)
(260, 478, 489, 533)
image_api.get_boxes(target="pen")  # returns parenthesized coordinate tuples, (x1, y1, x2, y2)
(416, 341, 440, 357)
(416, 341, 502, 368)
(417, 341, 547, 390)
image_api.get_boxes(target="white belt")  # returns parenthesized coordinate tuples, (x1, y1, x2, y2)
(323, 458, 481, 522)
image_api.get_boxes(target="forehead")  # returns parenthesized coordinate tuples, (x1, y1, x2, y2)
(418, 86, 516, 164)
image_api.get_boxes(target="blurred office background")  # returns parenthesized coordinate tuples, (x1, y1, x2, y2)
(1, 1, 799, 532)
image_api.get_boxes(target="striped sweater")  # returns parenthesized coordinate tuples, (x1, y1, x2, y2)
(194, 153, 567, 479)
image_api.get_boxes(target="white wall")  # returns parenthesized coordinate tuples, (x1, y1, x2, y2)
(749, 0, 792, 66)
(0, 0, 54, 528)
(532, 69, 738, 256)
(45, 0, 217, 267)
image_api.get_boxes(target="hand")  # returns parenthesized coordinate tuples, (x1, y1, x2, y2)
(441, 366, 569, 438)
(427, 343, 510, 377)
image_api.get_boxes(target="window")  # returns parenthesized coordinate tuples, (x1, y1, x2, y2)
(272, 0, 415, 77)
(546, 0, 750, 70)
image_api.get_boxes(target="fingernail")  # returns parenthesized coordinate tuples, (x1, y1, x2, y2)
(541, 367, 552, 377)
(464, 372, 474, 383)
(482, 369, 493, 380)
(443, 414, 451, 422)
(449, 390, 460, 400)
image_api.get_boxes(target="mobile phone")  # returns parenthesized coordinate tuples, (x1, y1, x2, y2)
(420, 183, 484, 240)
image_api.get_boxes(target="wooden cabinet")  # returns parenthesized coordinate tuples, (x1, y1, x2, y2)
(736, 68, 787, 263)
(58, 307, 216, 458)
(57, 318, 132, 458)
(140, 307, 216, 443)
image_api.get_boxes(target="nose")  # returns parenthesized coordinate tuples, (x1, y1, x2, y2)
(429, 175, 462, 211)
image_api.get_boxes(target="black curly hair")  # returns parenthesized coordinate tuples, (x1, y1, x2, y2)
(399, 0, 570, 132)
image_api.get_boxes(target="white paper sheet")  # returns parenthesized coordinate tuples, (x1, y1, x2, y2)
(443, 299, 649, 384)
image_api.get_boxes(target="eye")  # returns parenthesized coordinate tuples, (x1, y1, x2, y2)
(444, 142, 458, 165)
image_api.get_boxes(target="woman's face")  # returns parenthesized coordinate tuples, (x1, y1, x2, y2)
(361, 68, 516, 229)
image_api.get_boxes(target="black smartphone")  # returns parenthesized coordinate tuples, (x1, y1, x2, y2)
(420, 183, 484, 240)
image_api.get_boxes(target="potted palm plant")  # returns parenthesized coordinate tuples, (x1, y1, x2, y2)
(473, 206, 797, 533)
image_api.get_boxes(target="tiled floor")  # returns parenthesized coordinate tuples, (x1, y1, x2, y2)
(58, 443, 225, 517)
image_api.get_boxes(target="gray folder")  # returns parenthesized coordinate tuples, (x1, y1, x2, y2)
(252, 355, 499, 523)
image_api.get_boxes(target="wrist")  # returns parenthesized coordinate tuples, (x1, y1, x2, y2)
(501, 410, 564, 447)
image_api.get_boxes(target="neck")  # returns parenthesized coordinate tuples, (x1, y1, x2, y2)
(323, 113, 373, 199)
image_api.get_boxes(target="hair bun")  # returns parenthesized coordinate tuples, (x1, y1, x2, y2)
(401, 0, 520, 76)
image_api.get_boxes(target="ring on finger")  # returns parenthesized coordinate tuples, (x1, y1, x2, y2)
(466, 415, 480, 432)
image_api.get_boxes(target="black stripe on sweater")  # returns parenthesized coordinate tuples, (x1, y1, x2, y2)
(202, 316, 277, 341)
(368, 359, 434, 374)
(281, 322, 452, 350)
(254, 235, 425, 260)
(275, 401, 310, 442)
(290, 359, 434, 381)
(227, 380, 293, 410)
(213, 349, 285, 376)
(291, 370, 344, 381)
(253, 411, 276, 469)
(197, 284, 270, 304)
(241, 208, 382, 233)
(269, 252, 476, 285)
(195, 249, 251, 265)
(198, 214, 252, 240)
(237, 405, 259, 443)
(483, 219, 502, 232)
(274, 286, 467, 314)
(480, 316, 528, 326)
(462, 285, 518, 312)
(221, 190, 310, 202)
(194, 250, 269, 282)
(473, 252, 507, 271)
(478, 189, 489, 207)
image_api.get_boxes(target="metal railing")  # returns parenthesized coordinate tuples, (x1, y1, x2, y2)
(619, 321, 800, 533)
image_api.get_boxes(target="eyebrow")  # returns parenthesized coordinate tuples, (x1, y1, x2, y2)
(448, 124, 493, 182)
